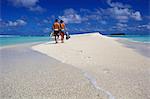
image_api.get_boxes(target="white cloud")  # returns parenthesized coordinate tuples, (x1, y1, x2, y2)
(107, 7, 130, 22)
(106, 0, 142, 22)
(8, 19, 27, 27)
(59, 8, 82, 24)
(107, 7, 142, 22)
(131, 11, 142, 21)
(147, 24, 150, 30)
(59, 4, 142, 26)
(80, 8, 103, 21)
(8, 0, 38, 7)
(107, 0, 131, 8)
(112, 23, 150, 32)
(8, 0, 45, 12)
(110, 7, 130, 15)
(112, 23, 128, 31)
(79, 5, 142, 24)
(86, 14, 102, 21)
(59, 8, 103, 24)
(138, 23, 150, 30)
(29, 6, 45, 12)
(0, 19, 27, 27)
(116, 16, 129, 22)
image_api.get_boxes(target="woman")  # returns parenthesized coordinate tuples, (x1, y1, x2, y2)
(60, 20, 65, 43)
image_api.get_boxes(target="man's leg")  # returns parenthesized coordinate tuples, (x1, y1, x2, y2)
(54, 31, 58, 43)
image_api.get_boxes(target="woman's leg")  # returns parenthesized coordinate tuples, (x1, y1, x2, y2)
(60, 32, 64, 43)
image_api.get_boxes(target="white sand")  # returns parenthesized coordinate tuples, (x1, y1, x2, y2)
(0, 43, 106, 99)
(32, 32, 150, 99)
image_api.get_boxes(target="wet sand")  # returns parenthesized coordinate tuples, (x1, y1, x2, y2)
(118, 39, 150, 58)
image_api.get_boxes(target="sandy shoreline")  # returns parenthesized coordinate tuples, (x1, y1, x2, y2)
(0, 43, 106, 99)
(0, 33, 150, 99)
(32, 32, 150, 99)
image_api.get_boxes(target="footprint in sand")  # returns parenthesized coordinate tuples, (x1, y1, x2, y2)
(103, 68, 110, 74)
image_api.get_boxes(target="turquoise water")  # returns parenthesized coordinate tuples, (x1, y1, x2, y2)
(0, 34, 149, 47)
(0, 36, 50, 46)
(109, 35, 150, 43)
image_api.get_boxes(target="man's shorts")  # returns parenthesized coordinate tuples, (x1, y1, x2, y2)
(53, 31, 59, 36)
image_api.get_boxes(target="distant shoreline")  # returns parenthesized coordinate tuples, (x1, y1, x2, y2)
(1, 33, 150, 58)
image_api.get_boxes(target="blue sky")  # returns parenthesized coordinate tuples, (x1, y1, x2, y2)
(0, 0, 150, 35)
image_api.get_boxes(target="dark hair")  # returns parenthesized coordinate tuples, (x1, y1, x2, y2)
(60, 20, 64, 23)
(55, 19, 58, 22)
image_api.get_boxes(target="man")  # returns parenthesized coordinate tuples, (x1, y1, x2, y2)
(52, 19, 60, 43)
(60, 20, 65, 43)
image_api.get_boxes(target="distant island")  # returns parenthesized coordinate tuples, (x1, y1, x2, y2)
(110, 33, 126, 35)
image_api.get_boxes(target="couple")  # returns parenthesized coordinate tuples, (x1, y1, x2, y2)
(52, 19, 66, 43)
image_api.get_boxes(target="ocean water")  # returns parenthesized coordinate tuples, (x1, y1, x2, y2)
(109, 35, 150, 43)
(0, 35, 50, 46)
(0, 34, 150, 47)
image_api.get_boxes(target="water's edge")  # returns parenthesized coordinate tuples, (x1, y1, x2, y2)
(117, 39, 150, 58)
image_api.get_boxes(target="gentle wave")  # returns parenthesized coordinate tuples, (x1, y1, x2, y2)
(0, 36, 50, 46)
(0, 35, 21, 37)
(109, 35, 150, 43)
(83, 72, 115, 99)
